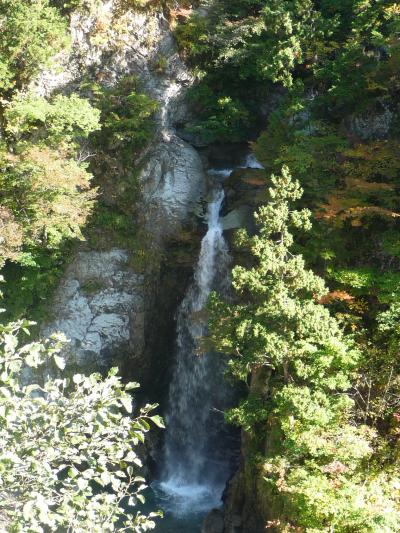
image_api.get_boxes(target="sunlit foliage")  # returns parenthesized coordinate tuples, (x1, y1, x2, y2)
(0, 315, 163, 532)
(209, 169, 400, 531)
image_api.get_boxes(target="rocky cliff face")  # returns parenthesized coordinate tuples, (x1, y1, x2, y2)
(40, 1, 206, 388)
(42, 249, 143, 372)
(36, 5, 273, 528)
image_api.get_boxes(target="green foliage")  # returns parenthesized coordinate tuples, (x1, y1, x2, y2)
(152, 54, 168, 73)
(5, 92, 101, 149)
(0, 1, 101, 318)
(91, 76, 158, 161)
(246, 0, 319, 87)
(329, 267, 375, 290)
(0, 140, 97, 320)
(351, 305, 400, 431)
(181, 0, 319, 85)
(0, 0, 102, 319)
(380, 230, 400, 258)
(1, 246, 72, 323)
(226, 392, 269, 435)
(174, 15, 210, 64)
(175, 0, 400, 143)
(326, 266, 400, 305)
(80, 76, 158, 262)
(313, 1, 400, 117)
(255, 109, 347, 204)
(209, 169, 400, 530)
(86, 204, 138, 250)
(0, 316, 163, 531)
(0, 146, 97, 251)
(173, 2, 274, 142)
(245, 1, 400, 337)
(172, 0, 321, 140)
(181, 1, 400, 529)
(254, 98, 300, 172)
(210, 167, 342, 381)
(0, 0, 69, 92)
(187, 87, 251, 143)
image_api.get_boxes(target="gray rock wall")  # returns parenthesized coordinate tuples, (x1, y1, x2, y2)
(42, 249, 143, 372)
(40, 1, 206, 382)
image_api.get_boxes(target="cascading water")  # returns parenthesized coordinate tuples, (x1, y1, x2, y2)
(156, 188, 235, 522)
(242, 153, 264, 169)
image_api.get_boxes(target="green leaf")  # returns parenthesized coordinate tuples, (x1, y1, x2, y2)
(120, 395, 132, 413)
(54, 354, 65, 370)
(100, 471, 111, 486)
(77, 477, 88, 491)
(125, 381, 140, 390)
(150, 415, 165, 428)
(72, 374, 83, 384)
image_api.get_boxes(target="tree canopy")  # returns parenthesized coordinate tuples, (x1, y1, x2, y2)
(209, 169, 400, 531)
(0, 312, 163, 532)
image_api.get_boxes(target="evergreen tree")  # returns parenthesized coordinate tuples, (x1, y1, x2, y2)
(0, 0, 68, 93)
(209, 167, 400, 531)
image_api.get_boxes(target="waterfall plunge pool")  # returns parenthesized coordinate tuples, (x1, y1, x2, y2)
(142, 483, 222, 532)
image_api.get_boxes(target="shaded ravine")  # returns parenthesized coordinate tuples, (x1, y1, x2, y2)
(151, 187, 235, 530)
(147, 149, 265, 532)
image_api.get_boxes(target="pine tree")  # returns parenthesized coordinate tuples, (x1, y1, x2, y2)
(209, 167, 400, 531)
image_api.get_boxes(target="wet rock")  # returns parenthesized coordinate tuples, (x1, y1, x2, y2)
(222, 470, 245, 533)
(202, 509, 224, 533)
(140, 136, 206, 241)
(176, 125, 210, 147)
(220, 206, 253, 231)
(225, 168, 267, 193)
(223, 167, 269, 233)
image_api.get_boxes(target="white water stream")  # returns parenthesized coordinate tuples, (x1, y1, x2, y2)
(158, 189, 233, 517)
(242, 153, 264, 169)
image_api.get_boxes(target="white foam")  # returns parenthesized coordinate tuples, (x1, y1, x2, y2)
(154, 479, 222, 517)
(242, 153, 264, 169)
(207, 168, 234, 178)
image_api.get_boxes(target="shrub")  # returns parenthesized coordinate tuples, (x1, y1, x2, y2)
(0, 314, 163, 531)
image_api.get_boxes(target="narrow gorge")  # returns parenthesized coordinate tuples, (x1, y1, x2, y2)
(26, 2, 258, 531)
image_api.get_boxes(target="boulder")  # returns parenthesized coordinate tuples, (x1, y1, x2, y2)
(220, 206, 254, 231)
(223, 168, 269, 230)
(140, 136, 206, 241)
(225, 168, 267, 193)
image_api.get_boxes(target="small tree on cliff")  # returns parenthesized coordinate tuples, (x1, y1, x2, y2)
(0, 312, 163, 532)
(209, 167, 400, 531)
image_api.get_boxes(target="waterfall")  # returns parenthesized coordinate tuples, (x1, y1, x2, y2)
(242, 153, 264, 169)
(158, 189, 233, 517)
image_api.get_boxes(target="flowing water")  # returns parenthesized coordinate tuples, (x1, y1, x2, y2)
(152, 188, 235, 530)
(151, 152, 262, 530)
(242, 152, 264, 169)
